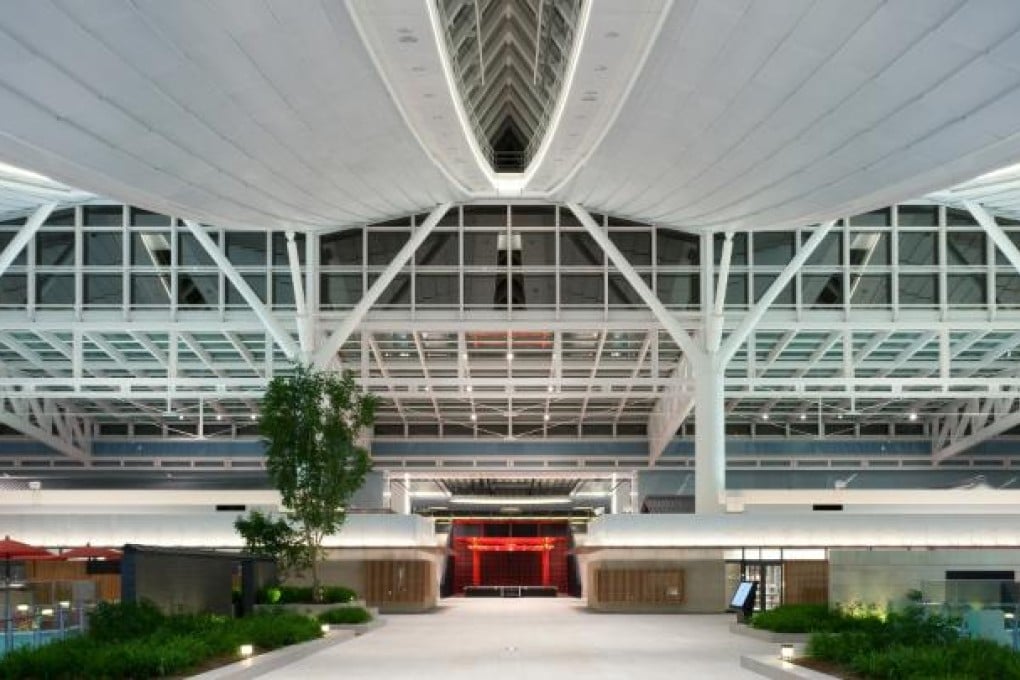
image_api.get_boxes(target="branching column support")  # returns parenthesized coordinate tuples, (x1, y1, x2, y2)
(285, 230, 312, 360)
(0, 203, 56, 280)
(312, 203, 452, 369)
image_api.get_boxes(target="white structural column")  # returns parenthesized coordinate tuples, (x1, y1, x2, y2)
(183, 220, 300, 362)
(313, 203, 452, 368)
(285, 231, 312, 358)
(693, 356, 726, 513)
(0, 203, 56, 279)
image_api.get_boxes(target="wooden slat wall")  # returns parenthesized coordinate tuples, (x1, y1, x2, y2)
(27, 561, 121, 601)
(364, 560, 434, 607)
(591, 568, 685, 607)
(784, 561, 829, 605)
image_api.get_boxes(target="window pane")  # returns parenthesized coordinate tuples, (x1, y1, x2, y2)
(608, 273, 650, 306)
(36, 273, 74, 305)
(131, 274, 170, 305)
(753, 232, 795, 266)
(850, 208, 890, 227)
(947, 274, 985, 305)
(129, 207, 168, 226)
(84, 205, 123, 226)
(225, 233, 266, 266)
(897, 205, 938, 226)
(0, 232, 26, 267)
(463, 205, 506, 226)
(416, 232, 458, 266)
(899, 274, 938, 306)
(803, 231, 842, 266)
(318, 231, 359, 266)
(36, 232, 74, 266)
(464, 273, 496, 307)
(521, 274, 555, 306)
(994, 232, 1020, 266)
(134, 232, 172, 267)
(415, 274, 458, 306)
(85, 232, 123, 266)
(511, 205, 555, 226)
(946, 207, 977, 226)
(898, 232, 937, 265)
(44, 208, 75, 226)
(520, 232, 556, 266)
(367, 231, 409, 265)
(226, 274, 265, 305)
(85, 274, 122, 306)
(657, 230, 699, 266)
(850, 274, 890, 305)
(754, 274, 793, 305)
(272, 232, 307, 266)
(848, 231, 889, 266)
(366, 273, 409, 306)
(802, 274, 842, 307)
(272, 273, 295, 306)
(464, 232, 498, 266)
(714, 232, 747, 265)
(995, 273, 1020, 307)
(657, 274, 699, 306)
(608, 231, 651, 266)
(560, 274, 603, 305)
(0, 274, 27, 306)
(560, 232, 602, 266)
(178, 274, 218, 308)
(947, 231, 985, 266)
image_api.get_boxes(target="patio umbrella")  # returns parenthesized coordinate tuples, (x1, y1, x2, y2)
(0, 536, 53, 581)
(59, 544, 121, 561)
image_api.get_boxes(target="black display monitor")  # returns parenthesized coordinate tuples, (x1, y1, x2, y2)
(729, 581, 758, 617)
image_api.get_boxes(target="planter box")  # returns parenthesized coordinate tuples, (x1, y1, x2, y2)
(729, 622, 811, 644)
(322, 618, 386, 636)
(254, 602, 379, 618)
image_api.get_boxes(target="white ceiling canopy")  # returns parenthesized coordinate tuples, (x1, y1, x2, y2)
(549, 0, 1020, 231)
(0, 0, 465, 230)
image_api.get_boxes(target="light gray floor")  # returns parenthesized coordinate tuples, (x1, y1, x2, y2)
(257, 598, 774, 680)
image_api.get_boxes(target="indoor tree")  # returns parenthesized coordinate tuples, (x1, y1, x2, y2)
(258, 364, 377, 600)
(234, 509, 303, 575)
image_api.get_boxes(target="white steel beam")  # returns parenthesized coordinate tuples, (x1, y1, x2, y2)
(966, 200, 1020, 276)
(647, 357, 694, 464)
(567, 203, 703, 365)
(285, 230, 312, 356)
(313, 203, 451, 368)
(720, 221, 836, 367)
(182, 220, 300, 361)
(0, 203, 55, 280)
(933, 390, 1020, 462)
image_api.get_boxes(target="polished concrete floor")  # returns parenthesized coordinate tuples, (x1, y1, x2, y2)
(258, 598, 774, 680)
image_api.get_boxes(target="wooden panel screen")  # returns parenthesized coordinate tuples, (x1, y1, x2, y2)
(592, 568, 685, 607)
(27, 561, 121, 601)
(364, 560, 433, 606)
(784, 561, 829, 605)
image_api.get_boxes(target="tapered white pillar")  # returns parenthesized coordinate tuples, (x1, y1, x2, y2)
(693, 356, 726, 514)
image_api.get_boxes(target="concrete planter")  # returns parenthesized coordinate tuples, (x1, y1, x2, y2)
(254, 601, 379, 618)
(321, 618, 386, 636)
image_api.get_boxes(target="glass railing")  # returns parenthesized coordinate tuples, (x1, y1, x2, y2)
(2, 580, 96, 656)
(919, 579, 1020, 651)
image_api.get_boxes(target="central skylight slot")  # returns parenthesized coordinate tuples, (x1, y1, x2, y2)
(436, 0, 584, 173)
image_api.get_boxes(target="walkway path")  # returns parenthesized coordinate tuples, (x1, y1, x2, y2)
(257, 598, 773, 679)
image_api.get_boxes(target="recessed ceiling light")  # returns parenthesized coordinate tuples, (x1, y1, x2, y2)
(544, 413, 550, 421)
(548, 385, 555, 393)
(470, 413, 477, 421)
(216, 414, 223, 421)
(800, 413, 807, 420)
(611, 351, 620, 358)
(908, 412, 918, 421)
(762, 413, 770, 420)
(250, 413, 258, 420)
(400, 352, 409, 358)
(462, 352, 469, 360)
(465, 385, 473, 393)
(421, 332, 428, 339)
(178, 414, 184, 421)
(506, 352, 514, 361)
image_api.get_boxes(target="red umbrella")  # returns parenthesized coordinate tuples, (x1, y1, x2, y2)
(59, 545, 121, 561)
(0, 536, 54, 581)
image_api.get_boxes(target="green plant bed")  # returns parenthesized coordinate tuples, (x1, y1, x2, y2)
(0, 601, 322, 679)
(804, 605, 1020, 680)
(318, 606, 373, 625)
(750, 604, 854, 633)
(258, 584, 358, 605)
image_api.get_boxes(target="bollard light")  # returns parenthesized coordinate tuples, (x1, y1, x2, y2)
(239, 644, 254, 658)
(321, 623, 330, 634)
(780, 644, 795, 661)
(40, 608, 54, 616)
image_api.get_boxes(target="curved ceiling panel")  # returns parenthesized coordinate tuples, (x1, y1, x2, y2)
(554, 0, 1020, 230)
(0, 0, 464, 229)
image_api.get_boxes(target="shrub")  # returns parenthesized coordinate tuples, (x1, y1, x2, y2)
(750, 604, 851, 633)
(259, 584, 357, 604)
(318, 607, 372, 625)
(0, 606, 321, 679)
(88, 599, 167, 642)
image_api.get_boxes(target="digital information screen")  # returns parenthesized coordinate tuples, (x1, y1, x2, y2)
(729, 581, 756, 609)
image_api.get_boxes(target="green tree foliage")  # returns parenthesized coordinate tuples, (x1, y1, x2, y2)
(259, 365, 377, 600)
(233, 509, 303, 574)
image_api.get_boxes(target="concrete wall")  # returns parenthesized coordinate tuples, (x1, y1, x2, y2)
(829, 549, 1020, 611)
(579, 548, 726, 613)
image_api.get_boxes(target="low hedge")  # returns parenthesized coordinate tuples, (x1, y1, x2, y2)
(0, 602, 322, 679)
(258, 585, 358, 605)
(749, 604, 852, 633)
(318, 606, 372, 625)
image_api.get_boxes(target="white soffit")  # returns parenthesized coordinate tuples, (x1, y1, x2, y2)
(347, 0, 493, 195)
(525, 0, 670, 193)
(0, 0, 464, 230)
(0, 161, 92, 220)
(554, 0, 1020, 231)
